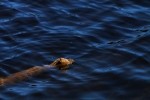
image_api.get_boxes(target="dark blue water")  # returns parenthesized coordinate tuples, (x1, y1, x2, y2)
(0, 0, 150, 100)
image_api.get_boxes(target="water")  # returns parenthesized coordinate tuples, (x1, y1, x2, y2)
(0, 0, 150, 100)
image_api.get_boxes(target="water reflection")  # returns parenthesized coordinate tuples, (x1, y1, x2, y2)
(0, 0, 150, 99)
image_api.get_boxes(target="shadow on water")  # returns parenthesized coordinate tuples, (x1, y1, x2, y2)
(0, 0, 150, 100)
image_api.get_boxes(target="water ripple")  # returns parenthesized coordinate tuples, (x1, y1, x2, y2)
(0, 0, 150, 99)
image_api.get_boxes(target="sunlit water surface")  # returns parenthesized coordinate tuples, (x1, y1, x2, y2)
(0, 0, 150, 100)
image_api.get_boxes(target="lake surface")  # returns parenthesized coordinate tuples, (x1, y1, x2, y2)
(0, 0, 150, 100)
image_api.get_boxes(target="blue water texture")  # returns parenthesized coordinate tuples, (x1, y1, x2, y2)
(0, 0, 150, 100)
